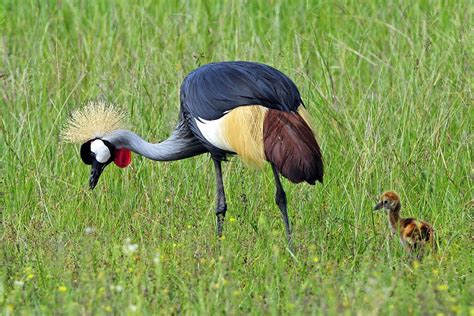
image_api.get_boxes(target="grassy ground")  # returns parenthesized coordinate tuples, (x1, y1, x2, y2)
(1, 0, 472, 314)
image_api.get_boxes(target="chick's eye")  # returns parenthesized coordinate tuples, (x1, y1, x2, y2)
(383, 200, 388, 205)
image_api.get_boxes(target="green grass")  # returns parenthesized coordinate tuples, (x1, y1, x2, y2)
(1, 0, 472, 314)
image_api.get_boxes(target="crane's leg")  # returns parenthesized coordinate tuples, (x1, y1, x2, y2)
(271, 164, 293, 247)
(213, 158, 227, 237)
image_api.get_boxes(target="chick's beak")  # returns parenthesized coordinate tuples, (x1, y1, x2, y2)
(373, 201, 384, 211)
(89, 159, 106, 190)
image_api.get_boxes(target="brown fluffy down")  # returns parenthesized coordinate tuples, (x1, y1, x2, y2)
(263, 109, 323, 184)
(400, 219, 435, 248)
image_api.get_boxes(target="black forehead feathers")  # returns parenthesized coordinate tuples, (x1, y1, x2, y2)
(80, 140, 93, 165)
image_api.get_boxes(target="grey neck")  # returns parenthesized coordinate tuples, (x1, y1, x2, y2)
(103, 126, 207, 161)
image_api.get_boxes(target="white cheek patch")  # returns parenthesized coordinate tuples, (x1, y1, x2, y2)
(90, 139, 111, 163)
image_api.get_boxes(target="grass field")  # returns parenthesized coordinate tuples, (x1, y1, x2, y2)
(1, 0, 472, 314)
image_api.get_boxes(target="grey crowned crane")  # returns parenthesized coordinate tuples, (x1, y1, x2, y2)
(63, 61, 323, 243)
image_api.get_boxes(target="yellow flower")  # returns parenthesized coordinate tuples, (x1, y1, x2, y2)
(27, 274, 34, 280)
(312, 256, 320, 263)
(104, 306, 112, 312)
(412, 260, 420, 270)
(437, 284, 449, 291)
(450, 305, 460, 313)
(272, 245, 280, 255)
(342, 298, 350, 308)
(229, 217, 236, 223)
(58, 286, 67, 293)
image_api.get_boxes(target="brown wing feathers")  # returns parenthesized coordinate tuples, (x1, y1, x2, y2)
(263, 109, 323, 184)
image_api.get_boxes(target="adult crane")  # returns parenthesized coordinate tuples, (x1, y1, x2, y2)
(63, 61, 323, 243)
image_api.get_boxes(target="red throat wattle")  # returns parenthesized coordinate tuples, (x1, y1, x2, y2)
(114, 148, 132, 168)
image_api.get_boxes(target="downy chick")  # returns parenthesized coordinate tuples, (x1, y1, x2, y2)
(374, 191, 435, 259)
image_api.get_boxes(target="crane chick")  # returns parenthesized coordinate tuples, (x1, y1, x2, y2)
(374, 191, 435, 259)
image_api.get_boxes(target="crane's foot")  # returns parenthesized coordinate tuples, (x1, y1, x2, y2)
(271, 163, 295, 254)
(276, 184, 294, 252)
(216, 213, 225, 238)
(285, 227, 295, 254)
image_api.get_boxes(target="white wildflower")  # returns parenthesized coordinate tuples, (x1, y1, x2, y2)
(110, 284, 124, 292)
(14, 280, 24, 287)
(153, 253, 160, 265)
(123, 238, 138, 255)
(84, 227, 95, 235)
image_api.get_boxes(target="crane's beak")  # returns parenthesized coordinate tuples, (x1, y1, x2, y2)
(89, 159, 106, 190)
(373, 201, 384, 211)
